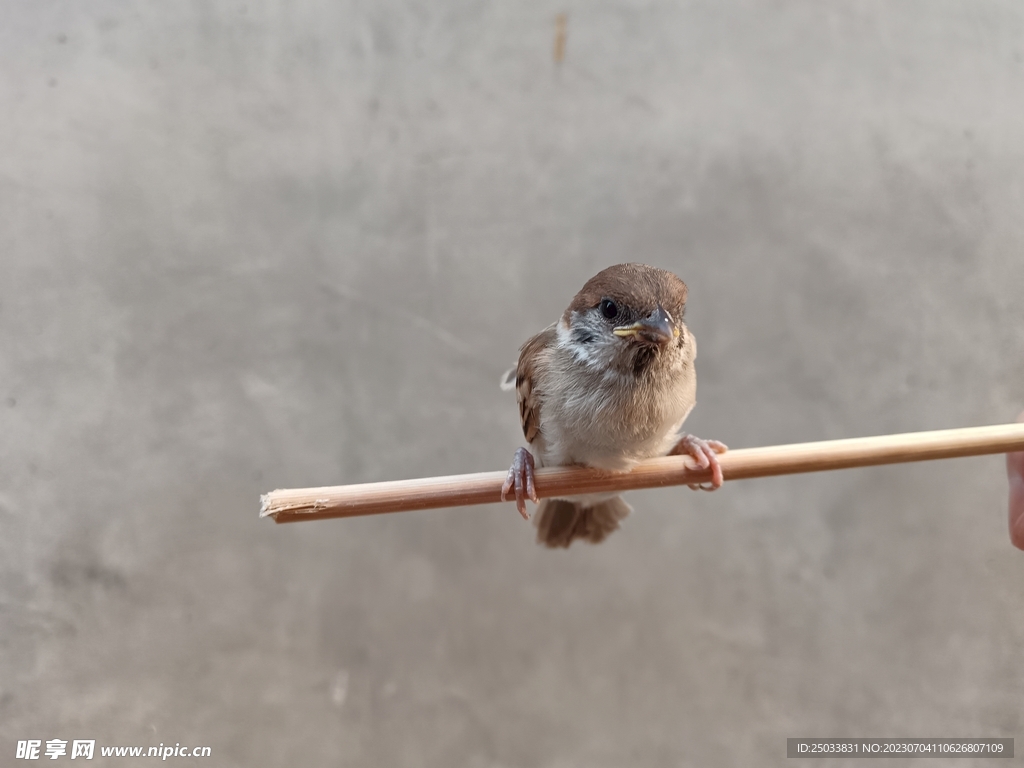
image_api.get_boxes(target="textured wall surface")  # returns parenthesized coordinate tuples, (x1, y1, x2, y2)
(2, 1, 1023, 765)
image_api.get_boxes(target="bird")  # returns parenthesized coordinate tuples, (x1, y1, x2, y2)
(500, 263, 726, 548)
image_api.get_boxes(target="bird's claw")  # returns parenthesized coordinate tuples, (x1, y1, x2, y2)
(673, 435, 728, 491)
(501, 447, 539, 520)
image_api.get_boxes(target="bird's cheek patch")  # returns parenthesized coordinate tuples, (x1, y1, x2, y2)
(572, 328, 596, 345)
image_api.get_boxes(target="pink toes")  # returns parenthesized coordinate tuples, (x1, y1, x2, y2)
(501, 447, 539, 519)
(673, 435, 728, 491)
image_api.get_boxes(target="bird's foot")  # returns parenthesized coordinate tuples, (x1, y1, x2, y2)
(501, 447, 539, 519)
(672, 434, 728, 491)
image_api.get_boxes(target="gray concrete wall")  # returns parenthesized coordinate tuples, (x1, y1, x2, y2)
(2, 1, 1023, 765)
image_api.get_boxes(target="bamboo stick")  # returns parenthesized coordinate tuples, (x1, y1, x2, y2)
(260, 423, 1024, 524)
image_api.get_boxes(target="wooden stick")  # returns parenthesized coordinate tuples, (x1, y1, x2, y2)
(260, 423, 1024, 524)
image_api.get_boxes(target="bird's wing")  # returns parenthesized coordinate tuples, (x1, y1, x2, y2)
(515, 324, 557, 444)
(498, 367, 517, 391)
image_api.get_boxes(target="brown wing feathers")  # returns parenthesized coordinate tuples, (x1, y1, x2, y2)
(515, 326, 555, 443)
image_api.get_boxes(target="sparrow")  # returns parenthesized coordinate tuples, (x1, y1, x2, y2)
(500, 263, 727, 548)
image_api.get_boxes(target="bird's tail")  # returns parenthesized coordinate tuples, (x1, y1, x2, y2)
(534, 496, 632, 548)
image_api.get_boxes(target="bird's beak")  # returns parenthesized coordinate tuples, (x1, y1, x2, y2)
(613, 305, 678, 346)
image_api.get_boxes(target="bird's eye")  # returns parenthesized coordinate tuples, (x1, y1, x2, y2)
(599, 299, 618, 319)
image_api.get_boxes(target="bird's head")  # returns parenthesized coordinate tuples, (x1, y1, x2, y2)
(561, 263, 692, 376)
